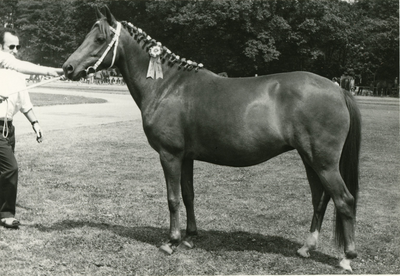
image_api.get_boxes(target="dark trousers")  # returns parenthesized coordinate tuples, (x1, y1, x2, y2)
(0, 123, 18, 219)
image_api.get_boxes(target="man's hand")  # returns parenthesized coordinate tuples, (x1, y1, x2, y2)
(0, 95, 7, 104)
(32, 122, 43, 143)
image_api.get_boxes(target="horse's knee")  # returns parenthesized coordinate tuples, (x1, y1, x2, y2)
(168, 199, 180, 212)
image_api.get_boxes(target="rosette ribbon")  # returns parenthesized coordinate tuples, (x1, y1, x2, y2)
(146, 45, 163, 79)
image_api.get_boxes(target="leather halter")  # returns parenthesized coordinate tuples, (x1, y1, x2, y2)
(85, 21, 122, 75)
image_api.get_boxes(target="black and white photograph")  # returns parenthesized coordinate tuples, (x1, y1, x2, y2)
(0, 0, 398, 274)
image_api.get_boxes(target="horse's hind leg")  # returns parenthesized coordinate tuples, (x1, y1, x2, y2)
(298, 160, 331, 258)
(318, 168, 357, 271)
(298, 156, 357, 270)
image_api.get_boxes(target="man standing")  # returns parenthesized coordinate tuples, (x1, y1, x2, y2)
(0, 28, 53, 229)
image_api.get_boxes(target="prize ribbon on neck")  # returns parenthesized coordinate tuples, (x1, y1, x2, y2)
(147, 45, 163, 79)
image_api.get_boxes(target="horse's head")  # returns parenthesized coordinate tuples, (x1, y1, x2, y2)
(63, 7, 121, 80)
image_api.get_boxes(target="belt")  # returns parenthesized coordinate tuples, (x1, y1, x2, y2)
(0, 120, 12, 126)
(0, 119, 13, 138)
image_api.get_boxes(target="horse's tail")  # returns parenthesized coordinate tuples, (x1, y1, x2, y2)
(335, 89, 362, 247)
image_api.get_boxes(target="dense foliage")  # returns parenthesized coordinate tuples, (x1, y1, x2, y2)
(0, 0, 398, 83)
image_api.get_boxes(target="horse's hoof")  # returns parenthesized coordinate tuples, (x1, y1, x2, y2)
(346, 250, 358, 260)
(297, 246, 310, 258)
(177, 240, 194, 250)
(339, 258, 353, 272)
(159, 243, 174, 255)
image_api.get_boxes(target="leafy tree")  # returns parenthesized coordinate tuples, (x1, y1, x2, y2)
(2, 0, 397, 83)
(0, 0, 18, 28)
(348, 0, 399, 82)
(137, 0, 290, 76)
(13, 0, 76, 67)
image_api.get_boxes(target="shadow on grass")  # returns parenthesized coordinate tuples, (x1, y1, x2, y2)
(34, 220, 338, 267)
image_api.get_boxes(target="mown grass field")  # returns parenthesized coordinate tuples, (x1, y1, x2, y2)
(30, 92, 107, 106)
(0, 93, 398, 275)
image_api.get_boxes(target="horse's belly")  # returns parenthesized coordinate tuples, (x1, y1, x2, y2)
(190, 130, 292, 167)
(194, 145, 291, 167)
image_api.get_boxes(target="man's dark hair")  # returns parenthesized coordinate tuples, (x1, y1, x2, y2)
(0, 28, 18, 45)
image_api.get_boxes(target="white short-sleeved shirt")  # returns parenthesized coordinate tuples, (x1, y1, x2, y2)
(0, 68, 33, 119)
(0, 51, 21, 71)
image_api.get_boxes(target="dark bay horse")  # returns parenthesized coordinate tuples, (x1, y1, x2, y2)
(63, 8, 361, 271)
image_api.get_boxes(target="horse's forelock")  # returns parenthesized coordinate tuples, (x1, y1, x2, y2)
(92, 19, 111, 38)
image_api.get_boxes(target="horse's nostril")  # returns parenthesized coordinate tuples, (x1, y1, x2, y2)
(66, 64, 74, 73)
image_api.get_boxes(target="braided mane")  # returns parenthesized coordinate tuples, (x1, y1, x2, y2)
(120, 21, 204, 72)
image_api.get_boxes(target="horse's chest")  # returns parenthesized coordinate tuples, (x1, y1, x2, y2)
(142, 109, 185, 153)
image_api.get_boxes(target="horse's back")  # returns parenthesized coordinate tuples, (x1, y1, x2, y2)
(188, 71, 348, 131)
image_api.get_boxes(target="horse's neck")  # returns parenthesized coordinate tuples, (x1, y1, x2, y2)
(116, 34, 179, 110)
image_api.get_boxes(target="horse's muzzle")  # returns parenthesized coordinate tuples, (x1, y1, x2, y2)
(63, 64, 75, 80)
(62, 63, 87, 81)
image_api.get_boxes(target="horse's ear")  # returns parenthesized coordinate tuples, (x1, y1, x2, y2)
(95, 7, 104, 19)
(104, 6, 116, 25)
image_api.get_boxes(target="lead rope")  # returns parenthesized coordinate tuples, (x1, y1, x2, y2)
(2, 99, 9, 138)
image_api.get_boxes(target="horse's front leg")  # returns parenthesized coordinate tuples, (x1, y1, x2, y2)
(159, 151, 183, 255)
(179, 158, 197, 249)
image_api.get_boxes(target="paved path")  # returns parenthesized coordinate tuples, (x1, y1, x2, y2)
(13, 82, 141, 135)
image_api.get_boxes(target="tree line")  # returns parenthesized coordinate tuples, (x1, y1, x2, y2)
(0, 0, 398, 84)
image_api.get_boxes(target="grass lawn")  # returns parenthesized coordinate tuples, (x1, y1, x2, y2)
(30, 92, 107, 106)
(0, 94, 398, 275)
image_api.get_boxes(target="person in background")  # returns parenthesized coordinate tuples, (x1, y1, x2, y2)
(0, 27, 61, 229)
(332, 77, 340, 86)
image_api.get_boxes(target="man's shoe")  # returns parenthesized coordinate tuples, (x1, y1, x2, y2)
(1, 218, 20, 229)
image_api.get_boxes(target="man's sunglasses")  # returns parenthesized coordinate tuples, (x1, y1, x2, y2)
(8, 45, 21, 50)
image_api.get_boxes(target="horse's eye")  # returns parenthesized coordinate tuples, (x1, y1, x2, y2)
(96, 36, 106, 43)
